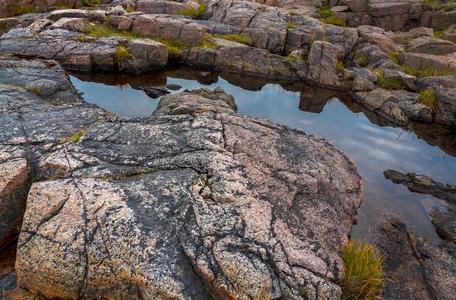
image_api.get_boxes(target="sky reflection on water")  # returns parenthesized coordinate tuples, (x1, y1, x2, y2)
(71, 71, 456, 244)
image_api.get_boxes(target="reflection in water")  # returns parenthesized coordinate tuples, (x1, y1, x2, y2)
(69, 67, 456, 245)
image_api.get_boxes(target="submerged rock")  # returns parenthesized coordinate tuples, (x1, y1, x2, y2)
(1, 57, 363, 299)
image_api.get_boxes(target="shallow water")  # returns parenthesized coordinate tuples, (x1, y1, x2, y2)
(70, 67, 456, 244)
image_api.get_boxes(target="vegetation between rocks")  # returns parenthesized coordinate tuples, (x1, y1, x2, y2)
(85, 24, 217, 57)
(114, 46, 134, 62)
(402, 64, 456, 77)
(287, 21, 296, 30)
(355, 54, 369, 67)
(419, 87, 438, 107)
(85, 24, 143, 40)
(82, 0, 102, 7)
(374, 69, 407, 90)
(340, 240, 384, 300)
(214, 34, 253, 46)
(61, 129, 86, 144)
(175, 3, 206, 19)
(7, 5, 36, 17)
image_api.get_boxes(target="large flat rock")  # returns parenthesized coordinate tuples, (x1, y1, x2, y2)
(11, 71, 363, 299)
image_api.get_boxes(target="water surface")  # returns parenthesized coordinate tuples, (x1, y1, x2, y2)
(70, 68, 456, 244)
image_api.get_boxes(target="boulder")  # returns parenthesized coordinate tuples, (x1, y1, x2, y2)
(416, 76, 456, 89)
(384, 169, 456, 204)
(352, 67, 377, 91)
(408, 36, 456, 55)
(347, 0, 368, 12)
(125, 38, 168, 72)
(131, 14, 208, 46)
(154, 87, 237, 115)
(15, 87, 363, 299)
(49, 17, 86, 32)
(0, 146, 29, 247)
(0, 57, 107, 248)
(307, 41, 341, 87)
(398, 52, 456, 72)
(376, 218, 456, 300)
(368, 2, 410, 18)
(353, 88, 433, 125)
(357, 25, 400, 54)
(136, 0, 192, 15)
(435, 87, 456, 126)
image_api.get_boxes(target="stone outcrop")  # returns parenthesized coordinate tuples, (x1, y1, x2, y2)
(0, 57, 107, 250)
(376, 218, 456, 300)
(335, 0, 456, 31)
(307, 41, 342, 87)
(0, 56, 363, 299)
(384, 169, 456, 204)
(0, 22, 168, 73)
(353, 88, 433, 125)
(0, 146, 29, 247)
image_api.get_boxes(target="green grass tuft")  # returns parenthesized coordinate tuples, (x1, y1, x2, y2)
(402, 64, 456, 77)
(61, 129, 86, 144)
(340, 240, 384, 300)
(282, 55, 305, 64)
(124, 5, 136, 13)
(287, 21, 296, 30)
(337, 60, 345, 73)
(24, 85, 43, 97)
(85, 24, 144, 40)
(374, 68, 407, 90)
(214, 34, 253, 46)
(175, 3, 206, 19)
(319, 7, 333, 18)
(323, 15, 346, 26)
(7, 5, 36, 17)
(355, 54, 369, 67)
(419, 87, 438, 107)
(82, 0, 101, 7)
(115, 46, 134, 62)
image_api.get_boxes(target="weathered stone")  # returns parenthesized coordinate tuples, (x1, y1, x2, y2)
(205, 0, 288, 54)
(398, 52, 456, 72)
(15, 88, 362, 299)
(131, 14, 208, 46)
(408, 36, 456, 55)
(0, 146, 29, 247)
(109, 5, 127, 16)
(154, 87, 237, 115)
(435, 87, 456, 127)
(357, 25, 401, 54)
(416, 76, 456, 89)
(347, 0, 367, 12)
(125, 38, 168, 72)
(353, 88, 433, 125)
(368, 2, 410, 18)
(307, 41, 341, 87)
(137, 0, 192, 14)
(352, 67, 377, 91)
(49, 17, 86, 32)
(376, 218, 456, 300)
(384, 169, 456, 204)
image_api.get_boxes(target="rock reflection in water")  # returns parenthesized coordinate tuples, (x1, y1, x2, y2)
(69, 66, 456, 245)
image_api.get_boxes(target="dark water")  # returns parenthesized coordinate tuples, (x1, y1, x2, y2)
(69, 67, 456, 244)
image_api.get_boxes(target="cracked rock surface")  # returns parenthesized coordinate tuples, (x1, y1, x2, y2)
(1, 57, 363, 299)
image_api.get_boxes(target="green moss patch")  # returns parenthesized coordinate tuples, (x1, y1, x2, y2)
(214, 34, 253, 46)
(175, 3, 206, 19)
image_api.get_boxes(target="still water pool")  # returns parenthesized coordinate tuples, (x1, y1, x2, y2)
(70, 67, 456, 244)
